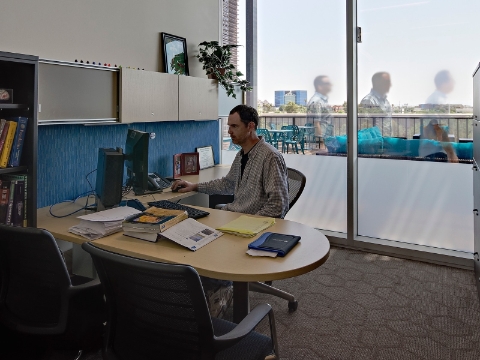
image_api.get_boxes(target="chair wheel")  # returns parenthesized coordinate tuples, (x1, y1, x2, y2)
(265, 281, 273, 286)
(288, 300, 298, 312)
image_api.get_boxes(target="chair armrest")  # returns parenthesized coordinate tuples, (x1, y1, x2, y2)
(214, 303, 272, 351)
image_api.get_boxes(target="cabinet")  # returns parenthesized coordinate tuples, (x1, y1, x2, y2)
(473, 63, 480, 301)
(120, 69, 218, 123)
(120, 68, 178, 123)
(179, 76, 218, 121)
(0, 51, 38, 227)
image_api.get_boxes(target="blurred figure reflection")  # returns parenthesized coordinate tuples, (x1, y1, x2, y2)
(420, 70, 458, 163)
(425, 70, 455, 105)
(419, 119, 458, 163)
(307, 75, 333, 150)
(359, 72, 392, 137)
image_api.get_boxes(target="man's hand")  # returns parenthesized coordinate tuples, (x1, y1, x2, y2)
(171, 180, 198, 193)
(448, 154, 459, 163)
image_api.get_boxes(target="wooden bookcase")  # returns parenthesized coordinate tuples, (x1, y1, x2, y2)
(0, 51, 38, 227)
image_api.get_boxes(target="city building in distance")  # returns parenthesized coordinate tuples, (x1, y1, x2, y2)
(275, 90, 307, 107)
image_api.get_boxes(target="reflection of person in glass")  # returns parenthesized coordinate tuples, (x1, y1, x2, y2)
(425, 70, 455, 105)
(359, 72, 392, 137)
(306, 75, 333, 148)
(419, 119, 458, 163)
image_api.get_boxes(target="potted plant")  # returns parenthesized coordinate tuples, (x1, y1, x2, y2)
(196, 41, 252, 98)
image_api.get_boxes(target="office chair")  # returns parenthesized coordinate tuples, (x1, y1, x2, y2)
(0, 224, 105, 360)
(82, 242, 280, 360)
(249, 168, 307, 312)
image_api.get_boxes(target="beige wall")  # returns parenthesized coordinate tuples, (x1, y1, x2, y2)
(0, 0, 219, 77)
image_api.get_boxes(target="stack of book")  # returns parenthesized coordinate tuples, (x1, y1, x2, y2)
(123, 207, 188, 242)
(0, 117, 29, 168)
(123, 206, 223, 251)
(0, 174, 28, 227)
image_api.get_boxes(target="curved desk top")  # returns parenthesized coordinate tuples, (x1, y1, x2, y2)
(91, 207, 330, 282)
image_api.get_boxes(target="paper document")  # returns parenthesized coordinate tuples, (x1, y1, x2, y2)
(160, 218, 223, 251)
(69, 206, 142, 240)
(246, 249, 278, 257)
(216, 215, 275, 237)
(78, 206, 141, 222)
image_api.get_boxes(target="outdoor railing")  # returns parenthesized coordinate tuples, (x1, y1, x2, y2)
(256, 113, 474, 141)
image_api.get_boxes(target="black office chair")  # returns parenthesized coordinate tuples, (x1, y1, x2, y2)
(81, 242, 280, 360)
(0, 225, 105, 360)
(249, 168, 307, 312)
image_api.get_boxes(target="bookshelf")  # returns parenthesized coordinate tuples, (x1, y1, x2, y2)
(0, 51, 38, 227)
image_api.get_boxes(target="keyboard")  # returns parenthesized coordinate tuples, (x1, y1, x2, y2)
(147, 200, 210, 219)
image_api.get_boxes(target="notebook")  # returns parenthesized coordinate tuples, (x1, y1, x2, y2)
(216, 215, 275, 237)
(248, 232, 301, 257)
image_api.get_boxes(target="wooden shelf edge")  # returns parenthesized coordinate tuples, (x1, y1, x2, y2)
(0, 166, 28, 175)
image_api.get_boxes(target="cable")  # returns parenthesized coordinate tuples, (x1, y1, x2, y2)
(49, 191, 96, 218)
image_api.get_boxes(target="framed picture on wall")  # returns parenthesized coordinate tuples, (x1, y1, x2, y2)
(162, 33, 189, 76)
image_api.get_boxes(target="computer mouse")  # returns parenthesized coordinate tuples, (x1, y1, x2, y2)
(172, 185, 186, 193)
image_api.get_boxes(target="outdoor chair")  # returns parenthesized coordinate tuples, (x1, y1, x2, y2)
(249, 168, 307, 312)
(0, 225, 105, 360)
(282, 125, 305, 154)
(81, 242, 279, 360)
(256, 128, 274, 147)
(269, 123, 276, 130)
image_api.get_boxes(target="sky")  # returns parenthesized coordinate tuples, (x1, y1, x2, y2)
(237, 0, 480, 107)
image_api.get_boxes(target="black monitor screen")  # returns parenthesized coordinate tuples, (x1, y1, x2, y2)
(124, 129, 149, 195)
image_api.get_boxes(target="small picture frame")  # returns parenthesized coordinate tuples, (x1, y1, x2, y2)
(183, 153, 199, 175)
(173, 152, 200, 178)
(162, 33, 189, 76)
(196, 145, 215, 170)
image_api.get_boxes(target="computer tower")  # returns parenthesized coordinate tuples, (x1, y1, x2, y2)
(95, 148, 124, 210)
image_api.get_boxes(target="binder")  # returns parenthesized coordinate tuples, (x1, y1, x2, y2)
(248, 232, 301, 257)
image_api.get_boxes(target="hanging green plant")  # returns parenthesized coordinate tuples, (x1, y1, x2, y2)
(196, 41, 252, 99)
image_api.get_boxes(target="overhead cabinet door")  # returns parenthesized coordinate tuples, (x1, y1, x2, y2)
(179, 76, 218, 121)
(120, 69, 178, 123)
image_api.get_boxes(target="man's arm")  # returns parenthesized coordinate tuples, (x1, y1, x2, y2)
(172, 163, 238, 195)
(256, 154, 289, 218)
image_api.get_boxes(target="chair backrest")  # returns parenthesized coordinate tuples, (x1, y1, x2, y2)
(0, 225, 72, 333)
(287, 168, 306, 210)
(82, 242, 216, 360)
(256, 128, 272, 143)
(269, 123, 276, 130)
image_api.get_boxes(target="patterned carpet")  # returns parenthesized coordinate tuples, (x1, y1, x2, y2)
(3, 246, 480, 360)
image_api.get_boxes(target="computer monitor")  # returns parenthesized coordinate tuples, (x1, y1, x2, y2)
(124, 129, 149, 195)
(95, 147, 124, 210)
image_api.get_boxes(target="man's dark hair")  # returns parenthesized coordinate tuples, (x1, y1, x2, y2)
(230, 105, 259, 129)
(372, 72, 389, 86)
(314, 75, 329, 89)
(434, 70, 451, 88)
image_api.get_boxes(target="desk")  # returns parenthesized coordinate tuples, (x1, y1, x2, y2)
(38, 202, 330, 322)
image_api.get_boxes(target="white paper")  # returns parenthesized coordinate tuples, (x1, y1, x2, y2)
(197, 146, 215, 169)
(246, 249, 278, 258)
(78, 206, 141, 222)
(161, 218, 223, 251)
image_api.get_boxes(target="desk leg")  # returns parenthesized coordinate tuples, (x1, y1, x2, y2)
(233, 281, 250, 324)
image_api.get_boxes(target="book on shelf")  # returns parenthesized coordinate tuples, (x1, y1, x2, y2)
(0, 120, 17, 168)
(2, 174, 27, 227)
(8, 117, 28, 167)
(5, 180, 16, 225)
(122, 206, 188, 233)
(0, 120, 10, 157)
(0, 180, 10, 224)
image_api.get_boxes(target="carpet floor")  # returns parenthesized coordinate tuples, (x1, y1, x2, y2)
(3, 246, 480, 360)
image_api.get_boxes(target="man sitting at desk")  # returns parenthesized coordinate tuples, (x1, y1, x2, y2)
(172, 104, 289, 219)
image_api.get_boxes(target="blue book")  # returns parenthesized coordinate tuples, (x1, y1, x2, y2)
(248, 232, 301, 257)
(8, 117, 28, 167)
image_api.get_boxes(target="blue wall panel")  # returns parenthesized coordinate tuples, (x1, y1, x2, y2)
(37, 120, 219, 208)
